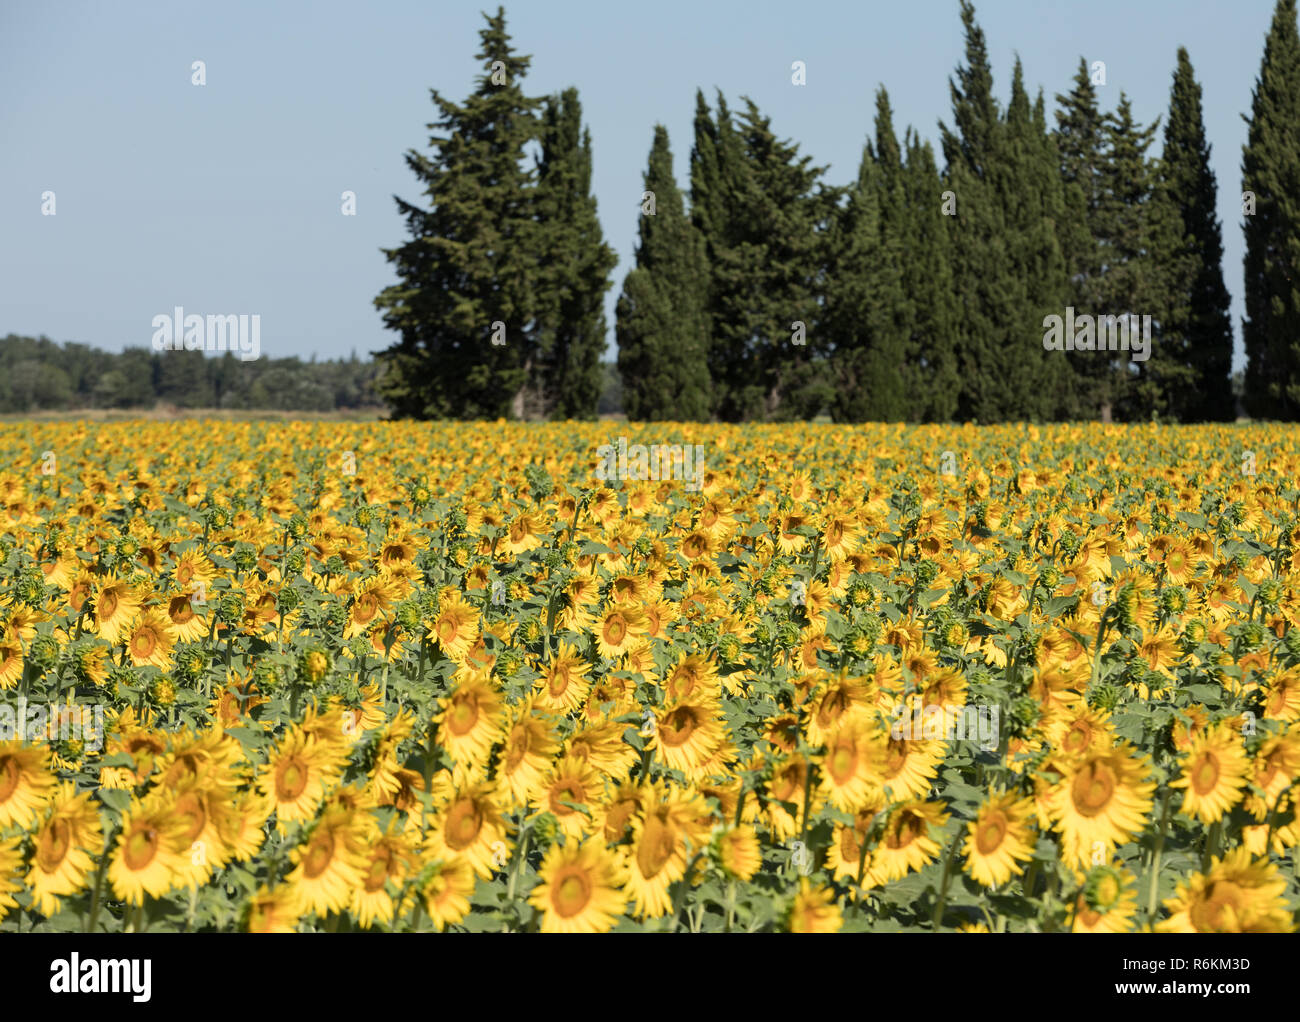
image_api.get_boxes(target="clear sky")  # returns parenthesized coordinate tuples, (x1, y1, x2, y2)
(0, 0, 1280, 371)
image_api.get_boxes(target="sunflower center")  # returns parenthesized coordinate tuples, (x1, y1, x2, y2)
(548, 669, 570, 698)
(658, 707, 698, 747)
(175, 794, 206, 842)
(553, 869, 592, 918)
(37, 818, 72, 871)
(1071, 760, 1117, 816)
(445, 800, 484, 850)
(437, 618, 457, 643)
(604, 615, 627, 644)
(1191, 752, 1221, 795)
(365, 851, 390, 891)
(132, 628, 158, 656)
(830, 744, 856, 783)
(550, 779, 585, 815)
(99, 590, 119, 618)
(123, 827, 160, 871)
(0, 756, 18, 803)
(448, 696, 479, 735)
(303, 830, 335, 879)
(886, 812, 923, 849)
(636, 815, 676, 878)
(1189, 880, 1245, 932)
(975, 813, 1007, 855)
(276, 756, 309, 801)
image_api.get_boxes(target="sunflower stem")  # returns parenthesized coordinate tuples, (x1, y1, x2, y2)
(1145, 789, 1171, 922)
(930, 828, 962, 931)
(83, 832, 114, 933)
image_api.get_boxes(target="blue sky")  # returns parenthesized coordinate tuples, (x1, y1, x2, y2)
(0, 0, 1281, 371)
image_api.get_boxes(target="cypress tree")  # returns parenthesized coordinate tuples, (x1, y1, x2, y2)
(825, 139, 906, 421)
(1158, 48, 1234, 421)
(374, 7, 541, 419)
(941, 1, 1047, 421)
(534, 88, 617, 419)
(615, 126, 712, 420)
(1242, 0, 1300, 419)
(903, 130, 961, 421)
(1053, 57, 1109, 417)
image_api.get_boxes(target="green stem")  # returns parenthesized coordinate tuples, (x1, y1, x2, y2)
(1145, 789, 1172, 922)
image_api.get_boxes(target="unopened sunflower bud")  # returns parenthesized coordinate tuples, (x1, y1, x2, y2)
(298, 647, 332, 685)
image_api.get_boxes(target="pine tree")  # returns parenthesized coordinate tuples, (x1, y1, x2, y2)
(534, 88, 617, 419)
(615, 125, 712, 420)
(692, 94, 830, 420)
(373, 7, 541, 419)
(1159, 48, 1234, 421)
(1242, 0, 1300, 419)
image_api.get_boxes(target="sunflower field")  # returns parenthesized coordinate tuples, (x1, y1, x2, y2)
(1, 419, 1298, 934)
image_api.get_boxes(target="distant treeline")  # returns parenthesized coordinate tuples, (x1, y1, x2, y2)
(0, 334, 384, 413)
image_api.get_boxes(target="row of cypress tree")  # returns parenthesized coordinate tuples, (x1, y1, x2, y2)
(375, 2, 1300, 423)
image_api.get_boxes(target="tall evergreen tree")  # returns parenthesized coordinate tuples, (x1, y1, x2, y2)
(1159, 48, 1234, 421)
(373, 7, 541, 419)
(999, 61, 1076, 417)
(940, 2, 1059, 421)
(692, 93, 830, 420)
(824, 136, 906, 421)
(903, 130, 961, 420)
(1096, 95, 1193, 421)
(1242, 0, 1300, 419)
(1053, 57, 1109, 416)
(534, 88, 617, 419)
(615, 125, 712, 420)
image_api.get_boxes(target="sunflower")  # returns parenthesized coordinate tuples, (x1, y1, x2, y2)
(0, 633, 24, 689)
(650, 700, 727, 779)
(108, 797, 190, 905)
(1069, 864, 1138, 933)
(258, 729, 346, 826)
(499, 712, 561, 807)
(418, 856, 476, 931)
(433, 670, 504, 768)
(26, 782, 102, 918)
(1043, 743, 1155, 871)
(540, 754, 603, 840)
(867, 800, 949, 885)
(536, 641, 592, 713)
(824, 802, 886, 886)
(786, 878, 843, 933)
(0, 743, 55, 829)
(167, 782, 236, 885)
(1170, 724, 1250, 823)
(818, 717, 887, 813)
(963, 790, 1036, 888)
(286, 806, 369, 918)
(429, 591, 479, 662)
(424, 782, 510, 880)
(623, 785, 707, 919)
(243, 884, 302, 933)
(595, 603, 647, 660)
(880, 730, 944, 801)
(125, 608, 179, 669)
(352, 828, 417, 930)
(1159, 848, 1294, 933)
(529, 838, 626, 933)
(164, 593, 209, 643)
(92, 574, 140, 644)
(712, 825, 762, 882)
(1263, 666, 1300, 722)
